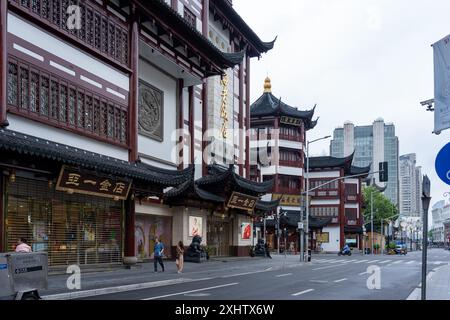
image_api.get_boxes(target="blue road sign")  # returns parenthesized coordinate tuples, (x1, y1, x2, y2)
(435, 143, 450, 185)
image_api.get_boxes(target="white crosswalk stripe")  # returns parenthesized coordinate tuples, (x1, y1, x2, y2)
(379, 260, 392, 264)
(392, 261, 403, 264)
(354, 260, 369, 264)
(341, 259, 357, 264)
(406, 261, 415, 264)
(367, 260, 380, 263)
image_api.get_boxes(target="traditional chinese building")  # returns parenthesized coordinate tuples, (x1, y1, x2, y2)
(308, 154, 370, 253)
(0, 0, 275, 265)
(249, 78, 318, 252)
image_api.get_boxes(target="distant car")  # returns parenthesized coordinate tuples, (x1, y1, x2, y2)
(395, 244, 407, 255)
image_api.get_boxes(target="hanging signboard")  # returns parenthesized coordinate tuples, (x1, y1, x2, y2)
(227, 192, 257, 212)
(271, 194, 309, 207)
(56, 165, 132, 200)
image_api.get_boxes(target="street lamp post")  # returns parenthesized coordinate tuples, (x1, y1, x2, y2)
(371, 192, 374, 255)
(421, 175, 431, 300)
(303, 135, 331, 262)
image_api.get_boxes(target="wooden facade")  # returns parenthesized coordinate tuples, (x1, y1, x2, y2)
(0, 0, 275, 260)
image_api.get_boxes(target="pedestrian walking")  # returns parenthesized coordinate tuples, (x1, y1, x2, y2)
(176, 241, 184, 274)
(15, 238, 32, 253)
(153, 237, 165, 272)
(264, 242, 272, 259)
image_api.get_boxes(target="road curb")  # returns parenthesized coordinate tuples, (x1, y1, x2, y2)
(42, 277, 210, 300)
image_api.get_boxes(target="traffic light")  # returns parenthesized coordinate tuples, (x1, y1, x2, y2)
(379, 162, 388, 182)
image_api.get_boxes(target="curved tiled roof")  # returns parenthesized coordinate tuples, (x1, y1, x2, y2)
(309, 153, 354, 171)
(135, 0, 245, 74)
(255, 199, 280, 212)
(0, 129, 193, 186)
(210, 0, 277, 57)
(197, 164, 274, 194)
(250, 92, 317, 130)
(350, 164, 371, 178)
(163, 173, 225, 204)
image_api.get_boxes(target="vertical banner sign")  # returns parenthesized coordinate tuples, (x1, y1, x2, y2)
(220, 73, 229, 139)
(433, 35, 450, 134)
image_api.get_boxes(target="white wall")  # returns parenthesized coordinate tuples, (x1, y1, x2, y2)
(310, 199, 340, 206)
(7, 114, 129, 160)
(138, 61, 178, 167)
(233, 215, 253, 247)
(135, 202, 173, 217)
(308, 171, 340, 179)
(320, 226, 341, 252)
(172, 207, 208, 247)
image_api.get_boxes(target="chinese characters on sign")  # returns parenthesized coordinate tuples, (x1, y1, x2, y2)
(56, 166, 132, 200)
(316, 232, 330, 243)
(280, 116, 302, 127)
(227, 192, 257, 212)
(220, 74, 229, 139)
(271, 194, 309, 207)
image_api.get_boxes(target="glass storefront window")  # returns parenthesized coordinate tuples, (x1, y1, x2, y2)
(5, 176, 123, 266)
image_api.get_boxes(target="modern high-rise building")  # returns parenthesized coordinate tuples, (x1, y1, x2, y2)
(330, 119, 399, 206)
(399, 154, 420, 217)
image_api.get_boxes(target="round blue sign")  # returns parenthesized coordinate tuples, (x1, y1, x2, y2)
(436, 142, 450, 185)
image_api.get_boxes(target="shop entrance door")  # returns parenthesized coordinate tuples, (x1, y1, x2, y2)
(207, 216, 230, 257)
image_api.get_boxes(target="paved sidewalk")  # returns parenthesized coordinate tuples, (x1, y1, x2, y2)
(426, 263, 450, 300)
(407, 263, 450, 300)
(41, 255, 301, 299)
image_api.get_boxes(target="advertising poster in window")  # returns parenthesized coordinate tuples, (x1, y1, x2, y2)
(189, 216, 203, 237)
(241, 222, 251, 240)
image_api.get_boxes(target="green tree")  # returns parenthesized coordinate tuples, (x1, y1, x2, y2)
(362, 186, 398, 232)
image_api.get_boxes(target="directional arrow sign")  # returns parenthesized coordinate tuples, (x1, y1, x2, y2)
(435, 142, 450, 185)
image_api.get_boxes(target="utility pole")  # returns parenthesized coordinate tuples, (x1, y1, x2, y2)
(371, 191, 374, 255)
(421, 175, 431, 300)
(303, 135, 331, 262)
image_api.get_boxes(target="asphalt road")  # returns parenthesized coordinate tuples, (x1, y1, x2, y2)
(80, 248, 450, 300)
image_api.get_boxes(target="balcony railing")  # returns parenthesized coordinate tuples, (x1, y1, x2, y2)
(279, 160, 302, 168)
(309, 190, 339, 197)
(279, 133, 302, 142)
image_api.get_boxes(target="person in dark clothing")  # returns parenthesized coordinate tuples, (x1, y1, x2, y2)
(264, 242, 272, 259)
(153, 237, 165, 272)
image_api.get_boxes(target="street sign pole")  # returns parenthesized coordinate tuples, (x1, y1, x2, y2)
(421, 175, 431, 300)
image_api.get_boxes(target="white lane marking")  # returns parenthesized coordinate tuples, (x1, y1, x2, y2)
(354, 260, 369, 264)
(276, 273, 293, 278)
(221, 268, 272, 278)
(379, 260, 392, 264)
(312, 264, 345, 271)
(392, 261, 403, 264)
(142, 282, 239, 300)
(367, 259, 380, 263)
(433, 261, 443, 265)
(310, 280, 328, 283)
(341, 259, 357, 264)
(406, 261, 415, 264)
(292, 289, 315, 296)
(334, 278, 348, 283)
(359, 271, 368, 275)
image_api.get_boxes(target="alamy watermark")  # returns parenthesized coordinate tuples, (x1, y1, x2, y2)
(366, 265, 381, 290)
(66, 265, 81, 290)
(67, 5, 82, 30)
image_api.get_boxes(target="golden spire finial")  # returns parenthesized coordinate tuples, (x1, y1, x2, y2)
(264, 77, 272, 93)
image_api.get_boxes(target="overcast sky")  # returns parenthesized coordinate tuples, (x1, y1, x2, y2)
(235, 0, 450, 214)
